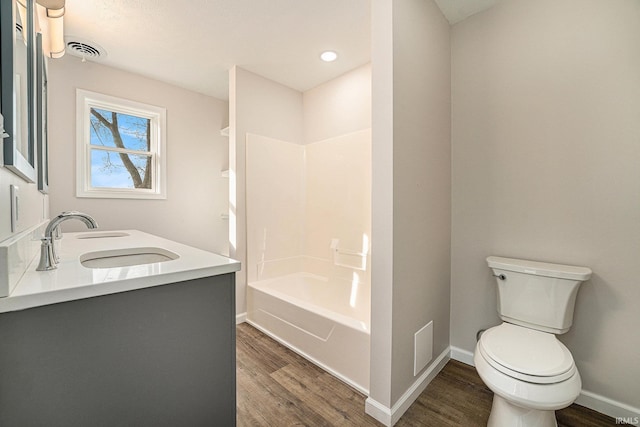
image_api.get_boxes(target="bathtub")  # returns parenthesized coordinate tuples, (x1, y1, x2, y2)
(246, 272, 370, 393)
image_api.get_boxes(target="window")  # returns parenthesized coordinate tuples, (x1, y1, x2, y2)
(76, 89, 166, 199)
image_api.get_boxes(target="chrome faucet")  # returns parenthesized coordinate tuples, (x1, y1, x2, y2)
(37, 211, 98, 271)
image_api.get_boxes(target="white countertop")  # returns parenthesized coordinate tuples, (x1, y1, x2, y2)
(0, 230, 240, 313)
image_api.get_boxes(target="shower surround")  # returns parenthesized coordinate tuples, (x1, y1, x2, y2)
(245, 129, 371, 392)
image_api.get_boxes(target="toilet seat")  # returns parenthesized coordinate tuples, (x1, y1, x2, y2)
(479, 323, 576, 384)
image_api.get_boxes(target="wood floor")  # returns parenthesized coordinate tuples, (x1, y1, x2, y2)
(236, 323, 615, 426)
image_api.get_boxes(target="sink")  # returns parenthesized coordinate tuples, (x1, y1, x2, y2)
(80, 247, 179, 268)
(76, 232, 130, 239)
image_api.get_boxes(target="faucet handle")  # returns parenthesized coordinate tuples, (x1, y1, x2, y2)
(36, 237, 57, 271)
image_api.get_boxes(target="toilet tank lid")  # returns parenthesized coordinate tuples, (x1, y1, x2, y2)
(487, 256, 592, 281)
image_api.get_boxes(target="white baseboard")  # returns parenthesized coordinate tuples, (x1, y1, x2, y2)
(576, 390, 640, 420)
(365, 347, 450, 426)
(364, 398, 393, 426)
(449, 346, 640, 421)
(450, 345, 475, 366)
(236, 312, 247, 324)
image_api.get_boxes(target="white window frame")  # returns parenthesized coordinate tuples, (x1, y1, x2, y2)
(76, 89, 167, 199)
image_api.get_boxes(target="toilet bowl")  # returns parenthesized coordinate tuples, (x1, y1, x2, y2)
(474, 323, 581, 427)
(477, 256, 592, 427)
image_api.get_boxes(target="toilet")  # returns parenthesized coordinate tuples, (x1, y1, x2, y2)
(474, 256, 592, 427)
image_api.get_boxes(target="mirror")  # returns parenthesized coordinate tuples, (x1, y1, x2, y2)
(0, 0, 36, 183)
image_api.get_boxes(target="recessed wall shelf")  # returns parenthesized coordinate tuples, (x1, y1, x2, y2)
(219, 126, 230, 224)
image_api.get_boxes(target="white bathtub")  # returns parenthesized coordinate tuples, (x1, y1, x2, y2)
(246, 272, 370, 393)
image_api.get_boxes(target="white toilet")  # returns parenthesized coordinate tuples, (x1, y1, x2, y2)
(474, 256, 592, 427)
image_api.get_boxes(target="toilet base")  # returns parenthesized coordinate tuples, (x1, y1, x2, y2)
(488, 395, 558, 427)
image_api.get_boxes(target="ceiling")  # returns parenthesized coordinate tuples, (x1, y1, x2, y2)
(434, 0, 499, 25)
(63, 0, 496, 101)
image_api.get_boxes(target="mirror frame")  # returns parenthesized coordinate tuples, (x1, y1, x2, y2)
(36, 32, 48, 193)
(0, 0, 37, 183)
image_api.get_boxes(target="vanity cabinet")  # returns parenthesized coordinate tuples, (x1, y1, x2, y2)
(0, 274, 236, 427)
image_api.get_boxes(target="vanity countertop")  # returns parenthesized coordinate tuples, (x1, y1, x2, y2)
(0, 230, 240, 313)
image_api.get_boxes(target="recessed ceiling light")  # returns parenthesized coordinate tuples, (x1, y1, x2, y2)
(320, 51, 338, 62)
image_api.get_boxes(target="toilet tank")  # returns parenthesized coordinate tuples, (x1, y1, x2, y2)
(487, 256, 592, 334)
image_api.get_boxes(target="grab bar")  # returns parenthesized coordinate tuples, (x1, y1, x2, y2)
(330, 238, 368, 257)
(334, 247, 367, 257)
(330, 238, 368, 271)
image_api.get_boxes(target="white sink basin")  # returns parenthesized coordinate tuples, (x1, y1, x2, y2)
(76, 232, 130, 239)
(80, 247, 179, 269)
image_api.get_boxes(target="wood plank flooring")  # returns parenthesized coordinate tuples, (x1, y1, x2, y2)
(236, 323, 615, 426)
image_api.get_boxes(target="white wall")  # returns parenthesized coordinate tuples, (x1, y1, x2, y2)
(369, 0, 451, 420)
(304, 130, 371, 281)
(303, 63, 372, 282)
(369, 0, 395, 409)
(229, 67, 304, 316)
(451, 0, 640, 411)
(47, 55, 229, 255)
(303, 64, 371, 144)
(245, 135, 305, 283)
(245, 131, 371, 285)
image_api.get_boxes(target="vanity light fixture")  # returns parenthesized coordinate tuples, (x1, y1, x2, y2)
(36, 0, 66, 58)
(320, 50, 338, 62)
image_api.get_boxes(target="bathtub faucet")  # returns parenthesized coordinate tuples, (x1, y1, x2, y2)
(37, 211, 99, 271)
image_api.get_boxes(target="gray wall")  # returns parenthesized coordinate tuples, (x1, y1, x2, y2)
(451, 0, 640, 409)
(370, 0, 451, 409)
(391, 0, 451, 403)
(47, 55, 230, 255)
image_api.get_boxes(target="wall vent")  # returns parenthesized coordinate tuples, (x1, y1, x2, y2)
(64, 37, 107, 60)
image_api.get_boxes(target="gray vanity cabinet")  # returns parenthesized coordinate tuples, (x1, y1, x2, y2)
(0, 274, 236, 427)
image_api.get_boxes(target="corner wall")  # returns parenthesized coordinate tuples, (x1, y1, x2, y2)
(47, 55, 229, 255)
(390, 0, 451, 406)
(368, 0, 451, 423)
(451, 0, 640, 413)
(303, 64, 371, 144)
(245, 130, 371, 288)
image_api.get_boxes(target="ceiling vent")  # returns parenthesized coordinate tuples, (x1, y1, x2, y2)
(64, 37, 107, 60)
